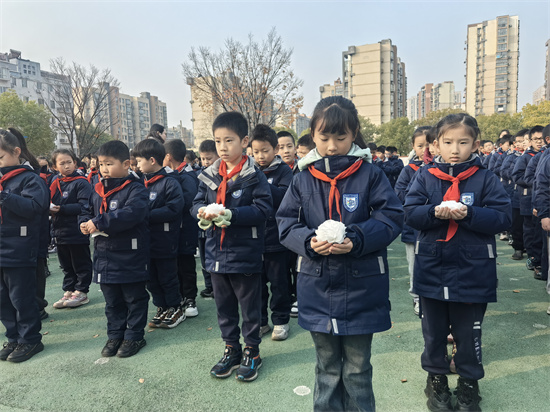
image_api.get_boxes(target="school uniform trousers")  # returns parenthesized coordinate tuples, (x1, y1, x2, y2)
(523, 215, 543, 264)
(57, 243, 92, 293)
(261, 250, 291, 326)
(100, 281, 149, 341)
(420, 297, 487, 381)
(197, 236, 212, 290)
(510, 208, 524, 251)
(177, 253, 197, 300)
(147, 257, 182, 308)
(0, 266, 42, 344)
(211, 272, 262, 349)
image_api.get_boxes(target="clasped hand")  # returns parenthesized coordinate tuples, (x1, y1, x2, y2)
(434, 205, 467, 220)
(311, 237, 353, 256)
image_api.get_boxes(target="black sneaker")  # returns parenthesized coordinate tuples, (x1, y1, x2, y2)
(6, 342, 44, 363)
(200, 288, 214, 298)
(236, 346, 262, 382)
(116, 339, 146, 358)
(534, 267, 547, 281)
(526, 257, 535, 271)
(148, 307, 166, 328)
(39, 309, 49, 320)
(161, 306, 186, 328)
(0, 342, 18, 361)
(455, 377, 482, 411)
(424, 374, 453, 411)
(101, 339, 122, 357)
(211, 345, 242, 378)
(511, 250, 523, 260)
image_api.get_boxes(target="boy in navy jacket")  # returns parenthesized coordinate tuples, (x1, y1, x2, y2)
(133, 139, 185, 329)
(192, 112, 273, 382)
(405, 114, 511, 411)
(251, 125, 294, 341)
(80, 141, 150, 358)
(164, 139, 200, 317)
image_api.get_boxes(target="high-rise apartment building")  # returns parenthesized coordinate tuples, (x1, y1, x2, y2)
(533, 85, 546, 105)
(340, 39, 406, 125)
(465, 15, 520, 116)
(319, 78, 344, 99)
(410, 81, 459, 121)
(407, 95, 418, 122)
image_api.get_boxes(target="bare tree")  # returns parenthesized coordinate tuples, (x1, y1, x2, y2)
(39, 57, 120, 154)
(183, 28, 304, 131)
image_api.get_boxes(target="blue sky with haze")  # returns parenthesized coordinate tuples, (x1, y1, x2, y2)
(1, 1, 548, 129)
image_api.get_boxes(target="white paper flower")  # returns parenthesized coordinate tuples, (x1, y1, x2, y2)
(315, 220, 346, 244)
(439, 200, 463, 210)
(204, 203, 226, 216)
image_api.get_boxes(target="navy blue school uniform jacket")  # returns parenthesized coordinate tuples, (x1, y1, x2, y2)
(492, 149, 508, 177)
(488, 148, 505, 171)
(395, 159, 423, 244)
(257, 155, 293, 253)
(534, 155, 550, 219)
(170, 164, 199, 255)
(511, 149, 538, 216)
(191, 156, 273, 274)
(378, 156, 404, 188)
(501, 150, 522, 209)
(276, 151, 404, 336)
(50, 171, 92, 245)
(145, 167, 184, 259)
(86, 168, 100, 187)
(80, 173, 150, 284)
(404, 156, 511, 303)
(0, 165, 49, 267)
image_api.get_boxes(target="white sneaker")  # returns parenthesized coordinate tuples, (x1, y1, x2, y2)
(52, 291, 73, 309)
(64, 291, 89, 308)
(547, 305, 550, 315)
(183, 299, 198, 317)
(259, 324, 271, 337)
(413, 300, 420, 316)
(271, 324, 289, 341)
(290, 301, 298, 318)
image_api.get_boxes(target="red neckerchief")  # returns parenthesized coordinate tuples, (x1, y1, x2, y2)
(428, 166, 479, 242)
(308, 159, 363, 221)
(215, 155, 248, 249)
(95, 179, 132, 214)
(145, 174, 165, 189)
(527, 152, 535, 157)
(287, 159, 295, 170)
(0, 168, 29, 223)
(50, 175, 86, 200)
(409, 163, 420, 172)
(423, 147, 434, 164)
(39, 173, 48, 183)
(176, 162, 187, 173)
(87, 168, 98, 183)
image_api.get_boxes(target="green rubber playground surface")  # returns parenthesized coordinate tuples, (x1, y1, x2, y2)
(0, 239, 548, 411)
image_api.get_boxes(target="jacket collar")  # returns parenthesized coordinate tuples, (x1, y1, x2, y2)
(298, 144, 372, 171)
(257, 155, 284, 173)
(433, 154, 483, 175)
(198, 155, 256, 191)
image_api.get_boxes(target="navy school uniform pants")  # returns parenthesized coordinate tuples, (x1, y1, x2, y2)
(177, 253, 197, 300)
(147, 257, 182, 308)
(261, 250, 291, 326)
(35, 257, 48, 310)
(310, 332, 375, 412)
(287, 251, 298, 299)
(420, 297, 487, 381)
(211, 272, 262, 349)
(197, 237, 212, 290)
(541, 232, 549, 281)
(100, 281, 149, 341)
(523, 215, 543, 264)
(0, 266, 42, 344)
(510, 208, 524, 251)
(57, 243, 92, 293)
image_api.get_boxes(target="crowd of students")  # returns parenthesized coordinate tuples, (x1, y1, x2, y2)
(0, 96, 547, 412)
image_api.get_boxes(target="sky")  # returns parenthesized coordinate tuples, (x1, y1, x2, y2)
(1, 0, 549, 130)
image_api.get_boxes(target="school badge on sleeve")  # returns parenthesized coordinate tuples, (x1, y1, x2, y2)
(149, 192, 157, 201)
(109, 200, 118, 210)
(460, 192, 474, 206)
(343, 194, 359, 212)
(231, 189, 242, 199)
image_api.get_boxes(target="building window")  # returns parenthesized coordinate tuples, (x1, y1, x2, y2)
(497, 44, 507, 51)
(21, 78, 27, 88)
(497, 28, 507, 36)
(496, 66, 508, 74)
(51, 101, 55, 109)
(11, 78, 16, 87)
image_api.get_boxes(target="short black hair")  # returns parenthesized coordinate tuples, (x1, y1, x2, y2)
(251, 124, 278, 149)
(277, 130, 293, 138)
(131, 139, 165, 165)
(296, 133, 315, 150)
(185, 150, 197, 162)
(164, 139, 187, 163)
(51, 149, 78, 166)
(542, 124, 550, 139)
(434, 113, 480, 141)
(412, 126, 431, 145)
(516, 128, 529, 137)
(97, 140, 130, 163)
(529, 125, 545, 138)
(376, 145, 386, 153)
(386, 146, 398, 154)
(212, 111, 248, 140)
(367, 142, 377, 152)
(199, 139, 216, 154)
(500, 134, 515, 145)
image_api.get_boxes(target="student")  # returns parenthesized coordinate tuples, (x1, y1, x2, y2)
(163, 139, 200, 317)
(50, 149, 93, 309)
(197, 139, 219, 299)
(534, 145, 550, 301)
(87, 154, 100, 186)
(0, 128, 49, 362)
(374, 145, 386, 164)
(147, 123, 166, 144)
(251, 124, 294, 341)
(394, 126, 430, 315)
(404, 113, 511, 411)
(80, 140, 150, 358)
(129, 155, 142, 178)
(185, 150, 200, 171)
(479, 140, 493, 160)
(488, 137, 510, 171)
(277, 131, 298, 174)
(277, 96, 403, 411)
(381, 146, 404, 188)
(512, 126, 545, 273)
(296, 133, 315, 159)
(132, 139, 185, 328)
(192, 111, 273, 382)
